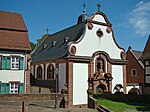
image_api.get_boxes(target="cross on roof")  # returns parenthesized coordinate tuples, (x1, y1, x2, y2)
(46, 28, 49, 34)
(97, 3, 101, 12)
(83, 3, 86, 14)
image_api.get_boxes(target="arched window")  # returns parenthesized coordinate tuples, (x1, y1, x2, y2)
(128, 86, 140, 95)
(96, 58, 105, 73)
(96, 84, 106, 94)
(37, 65, 42, 79)
(47, 64, 54, 79)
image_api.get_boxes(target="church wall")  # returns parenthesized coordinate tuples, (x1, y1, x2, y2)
(112, 65, 124, 93)
(30, 65, 34, 76)
(73, 15, 124, 60)
(73, 63, 88, 105)
(58, 63, 66, 93)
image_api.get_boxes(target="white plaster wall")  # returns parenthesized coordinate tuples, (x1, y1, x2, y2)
(73, 63, 88, 105)
(112, 65, 123, 93)
(0, 53, 25, 83)
(0, 70, 24, 83)
(92, 15, 107, 23)
(58, 63, 66, 93)
(45, 63, 49, 79)
(72, 14, 123, 59)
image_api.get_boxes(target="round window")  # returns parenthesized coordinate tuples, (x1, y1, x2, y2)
(88, 22, 93, 30)
(70, 46, 76, 56)
(96, 29, 103, 38)
(106, 27, 112, 34)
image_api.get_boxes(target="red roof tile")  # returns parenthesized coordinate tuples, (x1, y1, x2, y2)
(0, 10, 31, 51)
(0, 30, 31, 51)
(0, 10, 27, 31)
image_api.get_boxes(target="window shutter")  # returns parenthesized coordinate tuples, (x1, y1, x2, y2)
(6, 56, 10, 70)
(1, 56, 6, 70)
(1, 83, 5, 94)
(1, 83, 5, 93)
(5, 83, 9, 94)
(0, 56, 1, 70)
(2, 83, 9, 94)
(19, 83, 24, 93)
(0, 83, 1, 93)
(20, 57, 24, 70)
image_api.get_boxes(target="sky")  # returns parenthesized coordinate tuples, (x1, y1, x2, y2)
(0, 0, 150, 51)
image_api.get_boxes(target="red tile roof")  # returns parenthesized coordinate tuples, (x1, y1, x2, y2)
(0, 30, 31, 51)
(141, 36, 150, 60)
(0, 10, 27, 31)
(0, 10, 31, 51)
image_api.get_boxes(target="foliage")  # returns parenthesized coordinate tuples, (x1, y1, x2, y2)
(30, 42, 36, 51)
(97, 98, 150, 112)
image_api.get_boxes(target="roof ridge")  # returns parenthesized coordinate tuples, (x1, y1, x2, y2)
(0, 10, 21, 15)
(50, 22, 86, 37)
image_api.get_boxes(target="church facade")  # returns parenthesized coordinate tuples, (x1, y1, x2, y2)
(31, 4, 127, 107)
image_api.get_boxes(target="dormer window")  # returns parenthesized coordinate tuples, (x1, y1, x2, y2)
(64, 37, 69, 43)
(43, 44, 47, 49)
(52, 41, 57, 46)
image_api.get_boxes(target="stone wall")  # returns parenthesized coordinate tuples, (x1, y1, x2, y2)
(0, 94, 63, 112)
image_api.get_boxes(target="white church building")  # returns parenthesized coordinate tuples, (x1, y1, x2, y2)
(31, 4, 127, 108)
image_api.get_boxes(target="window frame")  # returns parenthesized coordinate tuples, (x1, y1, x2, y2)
(9, 81, 20, 94)
(11, 56, 20, 70)
(131, 69, 137, 76)
(96, 57, 105, 73)
(47, 64, 54, 79)
(37, 65, 42, 79)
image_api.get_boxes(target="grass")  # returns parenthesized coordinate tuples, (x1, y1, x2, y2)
(97, 98, 150, 112)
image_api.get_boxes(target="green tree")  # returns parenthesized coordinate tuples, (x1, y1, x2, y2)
(30, 42, 35, 51)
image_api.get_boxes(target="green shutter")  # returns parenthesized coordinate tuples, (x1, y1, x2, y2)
(20, 57, 24, 70)
(0, 83, 1, 94)
(1, 83, 5, 94)
(6, 56, 10, 70)
(1, 56, 6, 70)
(1, 83, 9, 94)
(5, 83, 9, 94)
(19, 83, 24, 94)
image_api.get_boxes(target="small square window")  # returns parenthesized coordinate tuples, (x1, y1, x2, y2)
(11, 57, 19, 70)
(131, 69, 137, 76)
(9, 82, 19, 94)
